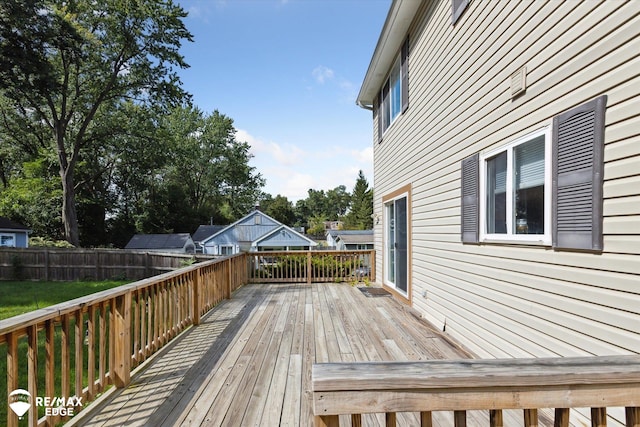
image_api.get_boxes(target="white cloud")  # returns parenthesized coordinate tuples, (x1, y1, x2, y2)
(312, 66, 335, 84)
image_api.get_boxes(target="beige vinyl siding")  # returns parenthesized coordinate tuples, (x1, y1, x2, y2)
(372, 0, 640, 358)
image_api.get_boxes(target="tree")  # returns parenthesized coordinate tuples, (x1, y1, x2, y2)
(0, 0, 192, 246)
(345, 170, 373, 230)
(261, 194, 296, 226)
(326, 185, 351, 219)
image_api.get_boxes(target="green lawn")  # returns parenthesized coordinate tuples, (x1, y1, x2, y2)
(0, 280, 129, 321)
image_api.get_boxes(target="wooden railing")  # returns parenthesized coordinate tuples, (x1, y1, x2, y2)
(0, 253, 248, 427)
(1, 250, 370, 426)
(247, 250, 375, 284)
(312, 356, 640, 427)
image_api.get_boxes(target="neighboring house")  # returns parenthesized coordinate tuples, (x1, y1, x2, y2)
(200, 210, 317, 255)
(357, 0, 640, 360)
(0, 217, 31, 248)
(125, 233, 195, 254)
(326, 230, 374, 250)
(192, 225, 225, 253)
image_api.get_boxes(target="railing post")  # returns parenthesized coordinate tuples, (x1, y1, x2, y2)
(307, 251, 312, 285)
(370, 249, 376, 281)
(112, 292, 132, 388)
(192, 268, 201, 325)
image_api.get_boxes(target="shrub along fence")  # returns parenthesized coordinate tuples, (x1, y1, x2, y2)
(0, 248, 216, 281)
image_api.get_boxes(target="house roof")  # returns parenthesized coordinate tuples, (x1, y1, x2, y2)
(192, 225, 225, 243)
(201, 210, 279, 245)
(254, 225, 317, 247)
(335, 231, 374, 245)
(356, 0, 421, 109)
(327, 229, 373, 238)
(0, 217, 30, 231)
(125, 233, 192, 250)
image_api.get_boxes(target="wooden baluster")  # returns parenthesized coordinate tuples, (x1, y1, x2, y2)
(61, 314, 70, 401)
(351, 413, 362, 427)
(555, 408, 570, 427)
(591, 408, 607, 427)
(99, 302, 107, 390)
(45, 320, 55, 424)
(454, 410, 467, 427)
(87, 307, 96, 400)
(133, 291, 140, 365)
(626, 407, 640, 427)
(490, 409, 503, 427)
(315, 415, 339, 427)
(28, 325, 37, 427)
(420, 411, 433, 427)
(7, 331, 18, 427)
(75, 309, 83, 402)
(386, 412, 397, 426)
(524, 409, 538, 427)
(307, 251, 312, 284)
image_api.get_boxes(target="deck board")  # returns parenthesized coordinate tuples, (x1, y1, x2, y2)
(73, 283, 517, 427)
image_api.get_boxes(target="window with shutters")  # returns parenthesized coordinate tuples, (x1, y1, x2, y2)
(378, 37, 409, 139)
(479, 128, 552, 244)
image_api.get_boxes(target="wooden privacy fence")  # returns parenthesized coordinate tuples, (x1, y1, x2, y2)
(0, 254, 248, 427)
(0, 248, 216, 281)
(247, 250, 375, 284)
(312, 356, 640, 427)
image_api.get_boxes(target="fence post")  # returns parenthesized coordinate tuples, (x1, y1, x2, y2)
(192, 268, 201, 325)
(44, 249, 50, 281)
(307, 251, 312, 285)
(112, 292, 132, 388)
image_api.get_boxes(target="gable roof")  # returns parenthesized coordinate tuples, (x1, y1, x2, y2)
(192, 225, 225, 243)
(125, 233, 192, 250)
(254, 224, 317, 247)
(335, 230, 374, 245)
(201, 210, 281, 245)
(356, 0, 421, 108)
(0, 217, 30, 231)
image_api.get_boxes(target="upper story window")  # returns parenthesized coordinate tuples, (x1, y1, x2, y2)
(377, 37, 409, 141)
(480, 128, 551, 244)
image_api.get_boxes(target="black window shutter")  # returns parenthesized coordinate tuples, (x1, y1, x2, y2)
(452, 0, 469, 25)
(401, 36, 409, 114)
(461, 153, 479, 243)
(552, 95, 607, 252)
(374, 94, 382, 144)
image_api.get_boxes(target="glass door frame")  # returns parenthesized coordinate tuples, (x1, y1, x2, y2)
(382, 184, 411, 303)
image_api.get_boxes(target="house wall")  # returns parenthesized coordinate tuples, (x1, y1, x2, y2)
(373, 0, 640, 358)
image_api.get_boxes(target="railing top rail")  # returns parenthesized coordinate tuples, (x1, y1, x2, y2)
(312, 355, 640, 392)
(0, 254, 244, 337)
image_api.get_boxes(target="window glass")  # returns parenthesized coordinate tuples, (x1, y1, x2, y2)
(390, 61, 402, 122)
(481, 128, 550, 243)
(514, 135, 545, 234)
(486, 151, 507, 234)
(0, 234, 15, 247)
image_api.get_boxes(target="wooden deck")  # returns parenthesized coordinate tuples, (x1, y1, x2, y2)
(70, 282, 507, 427)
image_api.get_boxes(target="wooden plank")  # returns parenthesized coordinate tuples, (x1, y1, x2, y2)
(313, 355, 640, 392)
(280, 354, 303, 426)
(45, 320, 55, 425)
(490, 409, 503, 427)
(554, 408, 569, 427)
(28, 325, 37, 427)
(75, 309, 84, 399)
(525, 409, 538, 427)
(626, 407, 640, 427)
(6, 332, 18, 427)
(591, 407, 607, 427)
(454, 410, 467, 427)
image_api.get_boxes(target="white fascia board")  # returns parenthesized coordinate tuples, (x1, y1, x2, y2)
(356, 0, 420, 109)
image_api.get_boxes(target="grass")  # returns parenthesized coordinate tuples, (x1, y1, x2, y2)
(1, 280, 128, 425)
(0, 280, 128, 321)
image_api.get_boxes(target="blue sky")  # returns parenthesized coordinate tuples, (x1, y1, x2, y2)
(176, 0, 391, 202)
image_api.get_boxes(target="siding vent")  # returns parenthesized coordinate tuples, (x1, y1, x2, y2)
(510, 66, 526, 99)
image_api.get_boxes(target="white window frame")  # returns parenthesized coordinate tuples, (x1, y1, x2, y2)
(0, 233, 16, 247)
(479, 127, 552, 245)
(219, 245, 234, 255)
(382, 56, 403, 135)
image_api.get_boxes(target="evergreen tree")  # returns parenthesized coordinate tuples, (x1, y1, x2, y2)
(345, 170, 373, 230)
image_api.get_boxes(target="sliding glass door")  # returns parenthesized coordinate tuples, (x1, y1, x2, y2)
(385, 195, 408, 294)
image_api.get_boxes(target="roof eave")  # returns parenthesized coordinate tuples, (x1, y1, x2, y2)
(356, 0, 420, 109)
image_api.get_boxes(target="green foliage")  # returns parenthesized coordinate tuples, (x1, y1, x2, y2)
(344, 170, 373, 230)
(29, 236, 75, 248)
(260, 194, 296, 226)
(0, 0, 193, 246)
